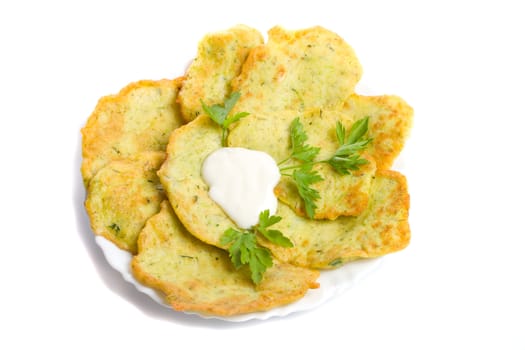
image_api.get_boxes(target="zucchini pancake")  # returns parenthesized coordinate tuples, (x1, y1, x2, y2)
(81, 25, 413, 318)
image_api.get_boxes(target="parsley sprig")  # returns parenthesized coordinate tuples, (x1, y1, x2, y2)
(203, 92, 372, 280)
(279, 116, 372, 218)
(220, 210, 293, 285)
(278, 118, 323, 218)
(201, 92, 249, 146)
(328, 118, 373, 174)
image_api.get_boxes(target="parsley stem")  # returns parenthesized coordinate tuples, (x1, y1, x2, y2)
(221, 129, 227, 147)
(277, 156, 292, 166)
(279, 162, 315, 172)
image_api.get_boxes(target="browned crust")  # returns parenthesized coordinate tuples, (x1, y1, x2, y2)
(262, 169, 411, 268)
(131, 257, 319, 317)
(343, 94, 414, 170)
(81, 78, 185, 185)
(230, 25, 363, 115)
(177, 25, 263, 122)
(84, 152, 166, 253)
(131, 201, 319, 316)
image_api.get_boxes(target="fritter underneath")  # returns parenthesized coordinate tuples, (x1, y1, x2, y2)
(85, 151, 166, 253)
(230, 25, 363, 115)
(178, 24, 263, 122)
(228, 108, 377, 220)
(81, 78, 185, 185)
(342, 94, 413, 170)
(263, 169, 410, 268)
(226, 92, 413, 218)
(132, 201, 319, 317)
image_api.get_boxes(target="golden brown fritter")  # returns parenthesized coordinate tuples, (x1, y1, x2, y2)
(228, 108, 377, 219)
(81, 78, 185, 185)
(230, 26, 362, 115)
(261, 170, 410, 268)
(85, 151, 166, 253)
(342, 94, 413, 170)
(132, 201, 319, 317)
(158, 115, 230, 247)
(178, 25, 263, 122)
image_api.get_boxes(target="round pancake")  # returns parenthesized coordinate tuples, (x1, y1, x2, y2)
(264, 169, 410, 268)
(85, 151, 166, 253)
(230, 25, 363, 115)
(132, 201, 319, 317)
(158, 115, 232, 247)
(177, 24, 263, 122)
(342, 94, 414, 170)
(158, 115, 410, 268)
(227, 108, 377, 219)
(81, 78, 185, 185)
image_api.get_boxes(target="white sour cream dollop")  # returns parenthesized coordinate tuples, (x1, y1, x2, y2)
(202, 147, 281, 229)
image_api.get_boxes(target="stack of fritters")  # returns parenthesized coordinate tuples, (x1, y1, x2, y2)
(81, 24, 413, 317)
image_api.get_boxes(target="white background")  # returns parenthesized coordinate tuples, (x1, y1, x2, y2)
(1, 0, 524, 349)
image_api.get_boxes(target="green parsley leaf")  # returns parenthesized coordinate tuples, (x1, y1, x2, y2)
(326, 117, 373, 175)
(289, 117, 320, 163)
(223, 91, 241, 114)
(279, 117, 372, 218)
(278, 118, 323, 218)
(250, 247, 273, 284)
(333, 139, 372, 157)
(257, 209, 282, 229)
(346, 116, 370, 144)
(259, 228, 294, 248)
(220, 210, 293, 284)
(335, 120, 346, 145)
(201, 92, 249, 146)
(292, 165, 323, 219)
(223, 111, 250, 129)
(201, 103, 226, 125)
(255, 210, 293, 247)
(327, 155, 369, 175)
(220, 228, 244, 268)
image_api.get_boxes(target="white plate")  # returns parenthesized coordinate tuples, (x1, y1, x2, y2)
(96, 235, 382, 322)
